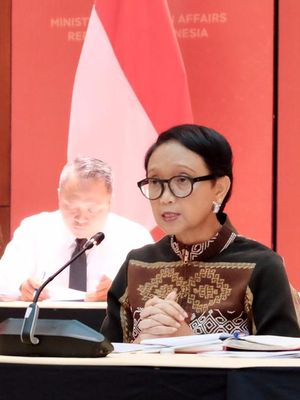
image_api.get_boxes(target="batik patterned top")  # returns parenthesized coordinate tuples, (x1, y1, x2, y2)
(101, 215, 300, 342)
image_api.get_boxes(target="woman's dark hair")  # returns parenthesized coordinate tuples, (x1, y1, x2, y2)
(144, 124, 233, 212)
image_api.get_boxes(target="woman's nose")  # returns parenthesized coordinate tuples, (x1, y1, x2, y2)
(159, 183, 175, 203)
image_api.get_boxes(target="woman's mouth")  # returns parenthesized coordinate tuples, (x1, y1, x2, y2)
(162, 212, 180, 222)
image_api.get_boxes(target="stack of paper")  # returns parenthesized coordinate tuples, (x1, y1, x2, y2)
(223, 335, 300, 351)
(141, 333, 228, 353)
(202, 350, 300, 358)
(46, 286, 86, 301)
(113, 334, 300, 356)
(112, 333, 230, 354)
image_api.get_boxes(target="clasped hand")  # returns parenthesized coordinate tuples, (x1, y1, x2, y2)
(136, 291, 192, 342)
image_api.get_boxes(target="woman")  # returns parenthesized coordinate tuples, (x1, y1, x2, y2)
(101, 124, 300, 342)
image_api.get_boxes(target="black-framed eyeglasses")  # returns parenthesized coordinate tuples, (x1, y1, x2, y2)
(137, 174, 216, 200)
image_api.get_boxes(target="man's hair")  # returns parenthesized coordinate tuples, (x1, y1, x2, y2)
(59, 157, 113, 192)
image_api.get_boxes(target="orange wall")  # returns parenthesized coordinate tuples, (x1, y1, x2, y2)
(15, 1, 300, 284)
(11, 0, 274, 243)
(11, 0, 94, 227)
(169, 0, 274, 246)
(277, 0, 300, 288)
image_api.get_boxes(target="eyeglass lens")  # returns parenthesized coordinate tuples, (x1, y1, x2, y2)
(144, 176, 193, 199)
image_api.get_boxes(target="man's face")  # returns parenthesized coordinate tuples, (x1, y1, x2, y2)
(58, 174, 112, 239)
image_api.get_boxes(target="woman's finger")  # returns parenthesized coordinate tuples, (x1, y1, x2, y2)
(140, 313, 181, 329)
(141, 302, 186, 322)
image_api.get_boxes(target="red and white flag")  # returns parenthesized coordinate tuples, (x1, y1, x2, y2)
(68, 0, 193, 233)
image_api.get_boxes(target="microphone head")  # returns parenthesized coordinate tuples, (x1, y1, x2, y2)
(85, 232, 105, 250)
(92, 232, 105, 245)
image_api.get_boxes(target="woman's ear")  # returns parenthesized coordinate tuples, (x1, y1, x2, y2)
(214, 175, 231, 203)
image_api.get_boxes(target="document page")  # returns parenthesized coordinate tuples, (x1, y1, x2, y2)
(140, 333, 229, 353)
(202, 350, 300, 358)
(46, 286, 86, 301)
(111, 334, 230, 354)
(223, 335, 300, 351)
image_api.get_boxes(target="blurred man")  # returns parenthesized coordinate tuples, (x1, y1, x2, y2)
(0, 157, 154, 301)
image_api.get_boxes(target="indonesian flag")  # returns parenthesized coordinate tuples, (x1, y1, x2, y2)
(68, 0, 193, 234)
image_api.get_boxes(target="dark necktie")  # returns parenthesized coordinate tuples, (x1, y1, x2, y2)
(69, 238, 87, 291)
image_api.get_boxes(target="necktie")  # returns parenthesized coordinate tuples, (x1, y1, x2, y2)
(69, 238, 87, 291)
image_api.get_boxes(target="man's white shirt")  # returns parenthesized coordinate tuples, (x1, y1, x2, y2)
(0, 210, 154, 299)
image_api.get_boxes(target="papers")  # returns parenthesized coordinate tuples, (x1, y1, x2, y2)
(112, 334, 229, 354)
(112, 343, 165, 353)
(0, 285, 86, 302)
(223, 335, 300, 351)
(202, 350, 300, 358)
(141, 334, 227, 353)
(0, 289, 21, 301)
(141, 333, 229, 347)
(46, 286, 86, 301)
(113, 334, 300, 356)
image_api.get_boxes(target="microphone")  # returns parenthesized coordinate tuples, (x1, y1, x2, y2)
(0, 232, 113, 357)
(20, 231, 105, 344)
(84, 231, 105, 250)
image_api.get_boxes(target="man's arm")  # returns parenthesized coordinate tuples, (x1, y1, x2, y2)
(0, 219, 37, 300)
(85, 274, 112, 302)
(19, 277, 50, 301)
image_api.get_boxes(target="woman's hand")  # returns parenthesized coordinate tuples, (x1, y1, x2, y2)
(135, 291, 192, 342)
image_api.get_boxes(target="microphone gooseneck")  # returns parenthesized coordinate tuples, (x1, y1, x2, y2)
(20, 232, 105, 344)
(33, 231, 105, 303)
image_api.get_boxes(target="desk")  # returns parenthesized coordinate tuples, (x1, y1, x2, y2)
(0, 301, 107, 331)
(0, 353, 300, 400)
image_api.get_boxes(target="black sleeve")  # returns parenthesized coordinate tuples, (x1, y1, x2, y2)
(249, 253, 300, 336)
(100, 257, 129, 342)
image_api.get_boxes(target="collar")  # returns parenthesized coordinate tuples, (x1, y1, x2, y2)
(170, 214, 237, 264)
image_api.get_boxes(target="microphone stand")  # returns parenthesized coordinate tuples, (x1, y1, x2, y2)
(20, 232, 105, 345)
(0, 231, 113, 357)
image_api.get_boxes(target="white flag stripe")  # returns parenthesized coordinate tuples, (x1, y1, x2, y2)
(68, 6, 157, 229)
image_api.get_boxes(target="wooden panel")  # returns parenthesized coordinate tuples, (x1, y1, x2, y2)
(0, 207, 10, 256)
(0, 0, 11, 205)
(277, 0, 300, 289)
(0, 0, 11, 251)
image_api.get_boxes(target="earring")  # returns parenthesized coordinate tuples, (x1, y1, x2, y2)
(212, 201, 221, 214)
